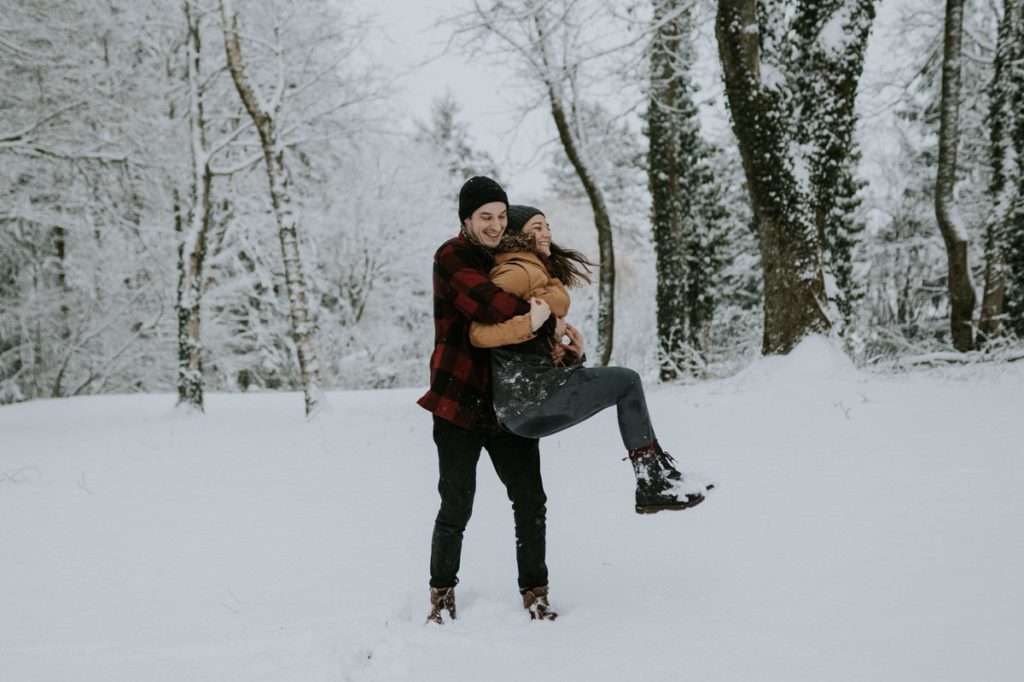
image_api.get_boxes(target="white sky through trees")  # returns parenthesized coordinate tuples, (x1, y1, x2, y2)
(348, 0, 553, 198)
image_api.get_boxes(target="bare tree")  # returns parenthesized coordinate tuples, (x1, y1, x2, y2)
(218, 0, 324, 416)
(176, 0, 216, 410)
(450, 0, 618, 365)
(934, 0, 977, 351)
(176, 0, 268, 411)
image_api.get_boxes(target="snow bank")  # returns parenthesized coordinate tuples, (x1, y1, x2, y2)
(731, 333, 858, 384)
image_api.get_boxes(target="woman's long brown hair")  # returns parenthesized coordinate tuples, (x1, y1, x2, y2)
(496, 231, 595, 288)
(544, 242, 594, 288)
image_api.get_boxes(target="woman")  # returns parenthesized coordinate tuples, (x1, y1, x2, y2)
(470, 205, 710, 514)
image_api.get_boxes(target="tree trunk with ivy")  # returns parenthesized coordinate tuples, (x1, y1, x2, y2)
(984, 0, 1024, 340)
(715, 0, 831, 354)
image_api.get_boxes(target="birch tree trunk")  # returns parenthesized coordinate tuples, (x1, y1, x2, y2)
(715, 0, 831, 354)
(176, 0, 213, 411)
(934, 0, 976, 351)
(220, 0, 323, 416)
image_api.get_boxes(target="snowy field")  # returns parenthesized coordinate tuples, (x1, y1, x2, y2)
(2, 338, 1022, 681)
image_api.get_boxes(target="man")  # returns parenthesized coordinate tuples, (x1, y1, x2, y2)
(417, 176, 558, 623)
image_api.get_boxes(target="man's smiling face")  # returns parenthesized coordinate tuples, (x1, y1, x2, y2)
(463, 201, 508, 248)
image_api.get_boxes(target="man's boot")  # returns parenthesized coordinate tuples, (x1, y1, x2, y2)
(427, 587, 456, 624)
(630, 442, 706, 514)
(522, 585, 558, 621)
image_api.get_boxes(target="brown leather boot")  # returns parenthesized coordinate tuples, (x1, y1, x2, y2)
(427, 587, 456, 624)
(522, 585, 558, 621)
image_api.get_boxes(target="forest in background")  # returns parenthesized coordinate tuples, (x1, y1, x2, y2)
(3, 0, 1024, 412)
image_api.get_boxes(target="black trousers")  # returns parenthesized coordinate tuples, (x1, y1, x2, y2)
(429, 416, 548, 591)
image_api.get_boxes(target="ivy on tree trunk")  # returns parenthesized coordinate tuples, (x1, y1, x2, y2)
(715, 0, 831, 354)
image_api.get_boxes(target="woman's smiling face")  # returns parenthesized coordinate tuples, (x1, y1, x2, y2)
(521, 214, 551, 256)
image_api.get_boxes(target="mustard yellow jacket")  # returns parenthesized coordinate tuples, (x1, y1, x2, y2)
(469, 251, 570, 348)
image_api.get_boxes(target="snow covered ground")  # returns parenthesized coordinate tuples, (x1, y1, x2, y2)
(2, 338, 1022, 681)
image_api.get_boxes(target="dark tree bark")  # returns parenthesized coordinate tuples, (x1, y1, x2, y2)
(715, 0, 830, 354)
(1008, 11, 1024, 341)
(787, 1, 875, 327)
(547, 95, 616, 367)
(985, 0, 1024, 339)
(934, 0, 976, 351)
(980, 4, 1008, 344)
(979, 226, 1006, 340)
(49, 224, 70, 397)
(534, 15, 615, 367)
(649, 0, 690, 380)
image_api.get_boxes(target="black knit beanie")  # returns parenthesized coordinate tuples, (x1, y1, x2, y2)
(506, 204, 544, 234)
(458, 176, 508, 223)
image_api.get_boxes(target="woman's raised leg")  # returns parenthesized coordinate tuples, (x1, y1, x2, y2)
(502, 366, 654, 449)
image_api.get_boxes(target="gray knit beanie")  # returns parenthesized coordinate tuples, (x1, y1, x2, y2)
(506, 205, 544, 234)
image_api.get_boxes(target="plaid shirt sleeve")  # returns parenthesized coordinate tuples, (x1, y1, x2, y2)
(435, 243, 531, 323)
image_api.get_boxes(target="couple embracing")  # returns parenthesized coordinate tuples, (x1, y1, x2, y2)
(417, 176, 711, 625)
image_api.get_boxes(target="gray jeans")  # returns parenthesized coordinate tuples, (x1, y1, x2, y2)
(502, 366, 655, 450)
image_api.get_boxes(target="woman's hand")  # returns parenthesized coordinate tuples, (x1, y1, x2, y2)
(529, 297, 551, 332)
(564, 323, 584, 356)
(551, 322, 584, 366)
(554, 316, 567, 341)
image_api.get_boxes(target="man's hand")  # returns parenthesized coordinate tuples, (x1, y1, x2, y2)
(529, 297, 551, 332)
(550, 343, 566, 365)
(551, 322, 584, 366)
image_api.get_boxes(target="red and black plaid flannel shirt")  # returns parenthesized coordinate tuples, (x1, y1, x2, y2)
(417, 234, 532, 429)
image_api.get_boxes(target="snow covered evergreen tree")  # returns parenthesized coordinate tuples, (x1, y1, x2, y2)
(984, 0, 1024, 339)
(415, 91, 498, 182)
(647, 0, 731, 379)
